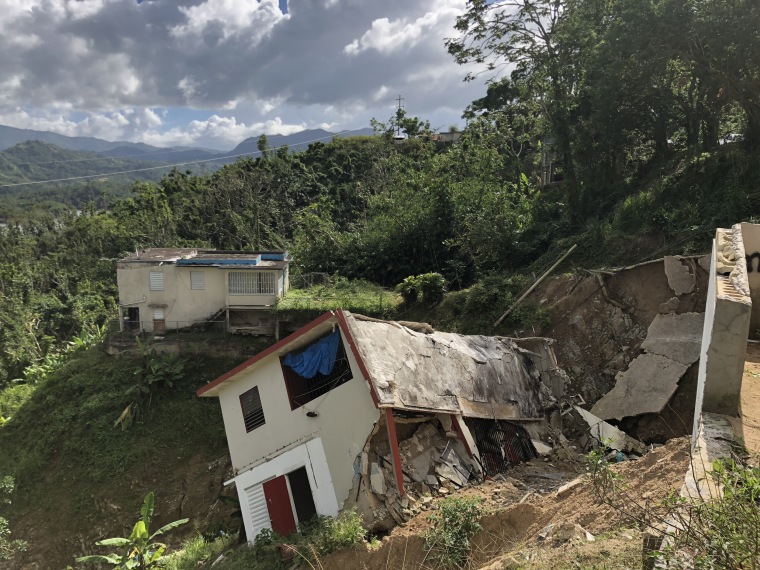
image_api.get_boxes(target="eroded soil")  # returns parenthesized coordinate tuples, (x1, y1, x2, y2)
(321, 438, 690, 570)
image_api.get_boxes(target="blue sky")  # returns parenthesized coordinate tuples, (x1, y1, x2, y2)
(0, 0, 487, 150)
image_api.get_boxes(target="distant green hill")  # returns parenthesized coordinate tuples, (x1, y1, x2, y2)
(0, 141, 174, 218)
(0, 140, 166, 189)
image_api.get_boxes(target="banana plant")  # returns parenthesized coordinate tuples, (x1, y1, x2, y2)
(76, 492, 188, 569)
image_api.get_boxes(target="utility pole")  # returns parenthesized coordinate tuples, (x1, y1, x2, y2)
(395, 94, 404, 138)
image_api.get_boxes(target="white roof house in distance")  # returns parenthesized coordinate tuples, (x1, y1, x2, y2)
(197, 309, 566, 541)
(116, 248, 290, 334)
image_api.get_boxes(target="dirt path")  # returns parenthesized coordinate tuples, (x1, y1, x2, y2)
(727, 342, 760, 456)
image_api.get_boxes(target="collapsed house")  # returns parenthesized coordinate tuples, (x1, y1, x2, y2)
(197, 309, 566, 540)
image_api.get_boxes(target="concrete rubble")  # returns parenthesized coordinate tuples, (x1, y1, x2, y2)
(350, 418, 484, 529)
(590, 312, 704, 421)
(591, 353, 687, 420)
(537, 522, 595, 544)
(664, 256, 696, 296)
(572, 406, 646, 454)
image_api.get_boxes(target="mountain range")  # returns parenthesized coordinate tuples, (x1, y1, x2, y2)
(0, 124, 375, 166)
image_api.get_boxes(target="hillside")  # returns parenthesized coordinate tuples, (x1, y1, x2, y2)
(0, 346, 247, 568)
(0, 256, 711, 568)
(0, 141, 166, 189)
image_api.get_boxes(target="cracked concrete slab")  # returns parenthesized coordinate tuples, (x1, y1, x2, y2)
(345, 312, 555, 418)
(641, 312, 705, 365)
(664, 256, 696, 296)
(573, 406, 646, 454)
(591, 353, 688, 420)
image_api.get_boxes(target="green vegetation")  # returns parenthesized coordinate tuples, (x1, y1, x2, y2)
(660, 460, 760, 569)
(0, 476, 25, 561)
(275, 277, 400, 317)
(424, 496, 484, 568)
(164, 510, 367, 570)
(164, 535, 234, 570)
(115, 342, 191, 430)
(0, 0, 759, 564)
(77, 492, 188, 569)
(0, 141, 168, 219)
(395, 273, 446, 306)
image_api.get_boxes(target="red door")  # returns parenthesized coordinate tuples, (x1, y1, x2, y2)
(262, 476, 297, 536)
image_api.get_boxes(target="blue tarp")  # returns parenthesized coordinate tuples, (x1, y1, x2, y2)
(282, 330, 341, 379)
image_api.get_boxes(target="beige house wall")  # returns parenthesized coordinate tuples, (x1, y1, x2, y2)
(117, 262, 284, 332)
(217, 333, 381, 509)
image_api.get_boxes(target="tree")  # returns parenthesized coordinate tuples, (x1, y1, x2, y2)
(371, 108, 432, 139)
(447, 0, 583, 221)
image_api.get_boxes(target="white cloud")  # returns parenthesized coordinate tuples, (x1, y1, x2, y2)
(344, 0, 463, 56)
(171, 0, 285, 44)
(141, 115, 307, 148)
(65, 0, 106, 20)
(178, 76, 200, 102)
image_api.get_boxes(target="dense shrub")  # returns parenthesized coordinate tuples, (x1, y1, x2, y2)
(395, 273, 446, 306)
(424, 497, 484, 568)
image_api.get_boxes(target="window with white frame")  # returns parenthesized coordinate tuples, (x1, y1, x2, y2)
(228, 271, 276, 295)
(190, 271, 205, 290)
(153, 308, 165, 320)
(149, 271, 164, 291)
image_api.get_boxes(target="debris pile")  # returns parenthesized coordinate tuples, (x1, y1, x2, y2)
(356, 418, 482, 529)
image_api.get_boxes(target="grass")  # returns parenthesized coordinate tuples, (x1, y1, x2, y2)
(166, 510, 369, 570)
(0, 345, 248, 568)
(165, 535, 235, 570)
(276, 277, 400, 316)
(0, 348, 233, 486)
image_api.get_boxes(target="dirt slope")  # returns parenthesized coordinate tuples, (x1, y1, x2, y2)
(321, 438, 690, 570)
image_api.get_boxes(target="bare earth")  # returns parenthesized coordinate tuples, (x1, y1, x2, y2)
(727, 342, 760, 457)
(321, 438, 691, 570)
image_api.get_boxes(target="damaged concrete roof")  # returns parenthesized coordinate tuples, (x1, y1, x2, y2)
(343, 313, 548, 420)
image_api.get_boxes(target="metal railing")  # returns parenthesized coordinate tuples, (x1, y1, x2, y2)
(107, 318, 229, 342)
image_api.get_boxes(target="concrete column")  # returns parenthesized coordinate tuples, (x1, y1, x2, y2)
(695, 228, 752, 426)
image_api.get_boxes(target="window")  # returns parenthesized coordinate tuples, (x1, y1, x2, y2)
(240, 386, 266, 432)
(190, 271, 205, 290)
(282, 334, 352, 409)
(149, 271, 164, 291)
(228, 271, 276, 295)
(153, 308, 165, 320)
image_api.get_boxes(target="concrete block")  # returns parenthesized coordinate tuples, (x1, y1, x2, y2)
(370, 463, 386, 496)
(591, 354, 688, 420)
(573, 406, 646, 454)
(555, 476, 585, 498)
(641, 312, 704, 365)
(664, 256, 696, 296)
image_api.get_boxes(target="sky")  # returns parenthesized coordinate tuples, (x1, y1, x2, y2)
(0, 0, 488, 150)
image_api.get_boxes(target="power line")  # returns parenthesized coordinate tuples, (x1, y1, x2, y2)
(0, 129, 364, 189)
(8, 145, 217, 167)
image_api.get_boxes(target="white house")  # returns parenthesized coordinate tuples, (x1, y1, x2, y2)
(116, 248, 290, 333)
(197, 310, 564, 541)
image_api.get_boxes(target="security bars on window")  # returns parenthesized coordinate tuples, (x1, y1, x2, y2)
(228, 271, 275, 295)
